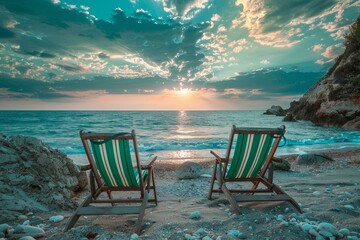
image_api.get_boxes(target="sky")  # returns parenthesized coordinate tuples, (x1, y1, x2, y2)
(0, 0, 359, 110)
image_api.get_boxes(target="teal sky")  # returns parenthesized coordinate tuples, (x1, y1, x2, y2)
(0, 0, 359, 110)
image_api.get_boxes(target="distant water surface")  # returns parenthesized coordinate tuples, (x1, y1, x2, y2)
(1, 111, 359, 164)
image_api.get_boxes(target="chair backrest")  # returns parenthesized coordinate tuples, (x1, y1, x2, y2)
(80, 130, 144, 188)
(224, 125, 285, 179)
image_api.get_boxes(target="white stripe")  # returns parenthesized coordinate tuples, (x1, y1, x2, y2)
(236, 134, 254, 178)
(246, 134, 266, 178)
(99, 144, 117, 186)
(113, 140, 129, 187)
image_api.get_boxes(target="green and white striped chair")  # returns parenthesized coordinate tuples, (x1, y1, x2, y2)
(65, 130, 157, 234)
(208, 125, 301, 214)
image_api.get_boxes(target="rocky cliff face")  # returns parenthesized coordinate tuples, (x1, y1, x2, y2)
(0, 134, 88, 222)
(286, 19, 360, 129)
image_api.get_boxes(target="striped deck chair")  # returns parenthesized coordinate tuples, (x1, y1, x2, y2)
(208, 125, 301, 214)
(65, 130, 158, 234)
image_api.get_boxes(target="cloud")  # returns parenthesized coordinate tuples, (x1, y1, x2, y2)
(312, 44, 323, 52)
(260, 59, 269, 64)
(232, 0, 341, 47)
(321, 44, 343, 59)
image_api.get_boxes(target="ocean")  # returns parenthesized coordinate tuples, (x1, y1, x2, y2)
(1, 110, 359, 164)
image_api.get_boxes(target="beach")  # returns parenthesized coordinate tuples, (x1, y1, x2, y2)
(7, 147, 358, 240)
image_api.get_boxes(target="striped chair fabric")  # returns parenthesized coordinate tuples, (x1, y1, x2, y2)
(226, 133, 273, 178)
(90, 138, 146, 187)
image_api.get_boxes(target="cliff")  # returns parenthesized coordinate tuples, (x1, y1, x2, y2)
(286, 17, 360, 130)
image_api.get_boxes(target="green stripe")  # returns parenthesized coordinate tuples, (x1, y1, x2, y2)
(91, 142, 113, 186)
(90, 139, 142, 187)
(226, 134, 245, 178)
(248, 134, 273, 177)
(239, 134, 262, 178)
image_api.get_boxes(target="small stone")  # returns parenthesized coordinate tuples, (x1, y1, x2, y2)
(284, 208, 289, 213)
(0, 224, 10, 234)
(319, 230, 333, 238)
(344, 205, 355, 210)
(300, 223, 314, 233)
(227, 229, 240, 237)
(347, 236, 359, 240)
(19, 237, 36, 240)
(316, 235, 326, 240)
(130, 233, 138, 240)
(280, 221, 289, 227)
(49, 215, 64, 223)
(185, 233, 193, 240)
(195, 228, 207, 236)
(309, 228, 319, 237)
(12, 225, 46, 238)
(317, 222, 338, 236)
(18, 215, 28, 220)
(313, 191, 321, 196)
(339, 228, 350, 236)
(189, 211, 201, 219)
(22, 220, 30, 225)
(239, 233, 247, 239)
(202, 236, 213, 240)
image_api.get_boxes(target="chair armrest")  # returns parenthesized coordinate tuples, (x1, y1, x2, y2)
(210, 150, 227, 163)
(79, 164, 91, 171)
(272, 157, 282, 163)
(141, 156, 157, 169)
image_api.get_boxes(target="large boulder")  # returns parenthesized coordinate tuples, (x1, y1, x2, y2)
(286, 18, 360, 129)
(176, 161, 203, 179)
(263, 105, 287, 116)
(0, 134, 87, 222)
(296, 154, 334, 165)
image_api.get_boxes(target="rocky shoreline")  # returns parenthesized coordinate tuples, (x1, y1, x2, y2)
(1, 135, 360, 239)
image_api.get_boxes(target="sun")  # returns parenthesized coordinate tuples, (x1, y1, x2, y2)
(178, 88, 191, 96)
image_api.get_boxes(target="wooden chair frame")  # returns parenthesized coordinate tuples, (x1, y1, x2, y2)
(65, 130, 158, 234)
(208, 125, 301, 214)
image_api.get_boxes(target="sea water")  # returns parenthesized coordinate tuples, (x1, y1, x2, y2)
(1, 110, 359, 164)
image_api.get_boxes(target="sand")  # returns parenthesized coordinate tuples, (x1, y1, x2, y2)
(22, 148, 360, 239)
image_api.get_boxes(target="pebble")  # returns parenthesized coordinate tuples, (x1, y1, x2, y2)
(185, 233, 194, 240)
(317, 222, 338, 236)
(344, 205, 355, 210)
(189, 211, 201, 219)
(276, 214, 285, 221)
(238, 233, 247, 239)
(195, 228, 207, 236)
(319, 230, 333, 238)
(316, 235, 326, 240)
(202, 236, 213, 240)
(284, 208, 289, 213)
(227, 229, 240, 237)
(300, 223, 314, 233)
(22, 220, 30, 226)
(18, 215, 28, 220)
(49, 215, 64, 223)
(19, 237, 36, 240)
(309, 228, 318, 237)
(339, 228, 350, 236)
(313, 191, 321, 196)
(347, 236, 359, 240)
(130, 233, 138, 240)
(11, 225, 46, 238)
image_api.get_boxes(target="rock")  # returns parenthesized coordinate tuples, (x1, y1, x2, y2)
(189, 211, 201, 219)
(227, 229, 240, 237)
(0, 135, 88, 222)
(300, 223, 314, 233)
(11, 225, 46, 238)
(239, 232, 247, 239)
(296, 154, 333, 165)
(272, 158, 291, 171)
(49, 215, 64, 223)
(19, 237, 36, 240)
(264, 105, 287, 116)
(202, 236, 213, 240)
(343, 117, 360, 129)
(130, 233, 138, 240)
(176, 161, 203, 179)
(286, 18, 360, 129)
(339, 228, 350, 236)
(319, 230, 333, 238)
(0, 224, 10, 236)
(317, 222, 338, 236)
(283, 114, 297, 122)
(344, 205, 355, 210)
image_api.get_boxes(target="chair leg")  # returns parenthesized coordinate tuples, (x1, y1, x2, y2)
(208, 161, 218, 200)
(221, 184, 241, 214)
(151, 167, 158, 205)
(107, 190, 115, 206)
(135, 189, 149, 234)
(64, 194, 92, 231)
